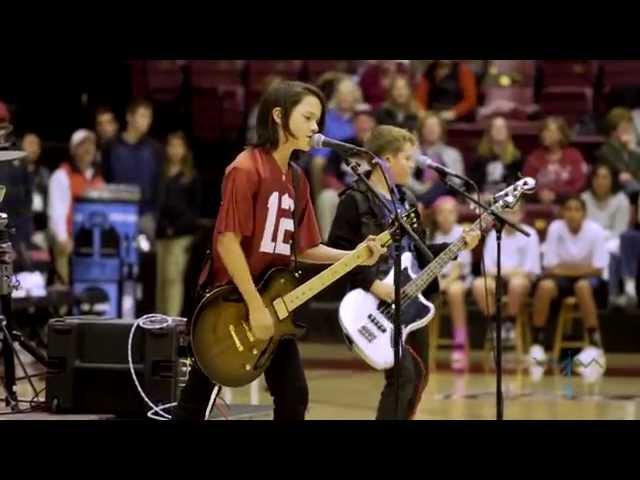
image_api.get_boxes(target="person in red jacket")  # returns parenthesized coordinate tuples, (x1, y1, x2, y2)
(523, 116, 589, 205)
(415, 61, 478, 122)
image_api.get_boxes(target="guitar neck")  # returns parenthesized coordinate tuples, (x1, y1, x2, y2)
(281, 230, 391, 313)
(403, 209, 498, 298)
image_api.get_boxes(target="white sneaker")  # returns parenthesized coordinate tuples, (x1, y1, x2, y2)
(528, 344, 547, 382)
(574, 346, 607, 383)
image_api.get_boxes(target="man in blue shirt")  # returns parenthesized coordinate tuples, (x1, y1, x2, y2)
(102, 99, 163, 240)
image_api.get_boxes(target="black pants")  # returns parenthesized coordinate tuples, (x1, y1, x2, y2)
(174, 338, 309, 421)
(376, 326, 429, 420)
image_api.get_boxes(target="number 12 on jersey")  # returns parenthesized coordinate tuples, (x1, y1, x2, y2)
(259, 192, 295, 255)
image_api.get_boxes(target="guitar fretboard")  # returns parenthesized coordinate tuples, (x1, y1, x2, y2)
(401, 209, 499, 299)
(282, 230, 393, 312)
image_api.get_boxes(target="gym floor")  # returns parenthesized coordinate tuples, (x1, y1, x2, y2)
(2, 343, 640, 420)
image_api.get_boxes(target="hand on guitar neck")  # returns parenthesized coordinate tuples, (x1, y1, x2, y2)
(245, 235, 387, 341)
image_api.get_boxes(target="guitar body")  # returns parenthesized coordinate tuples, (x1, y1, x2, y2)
(190, 267, 303, 387)
(339, 251, 435, 371)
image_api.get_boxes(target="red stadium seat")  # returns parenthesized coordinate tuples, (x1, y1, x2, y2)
(540, 60, 598, 88)
(188, 60, 246, 89)
(539, 86, 593, 126)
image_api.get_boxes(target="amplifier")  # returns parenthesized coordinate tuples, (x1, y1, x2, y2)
(46, 316, 189, 417)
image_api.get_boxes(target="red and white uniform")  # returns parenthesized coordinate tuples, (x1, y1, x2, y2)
(210, 148, 321, 287)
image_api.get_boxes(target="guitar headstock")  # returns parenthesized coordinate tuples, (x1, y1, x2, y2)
(493, 177, 537, 210)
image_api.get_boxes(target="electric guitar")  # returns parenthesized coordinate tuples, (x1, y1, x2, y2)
(190, 209, 420, 387)
(338, 178, 537, 370)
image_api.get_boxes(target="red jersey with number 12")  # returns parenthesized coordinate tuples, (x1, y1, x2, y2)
(210, 148, 321, 287)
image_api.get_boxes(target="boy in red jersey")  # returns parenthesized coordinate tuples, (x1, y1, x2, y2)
(175, 81, 386, 421)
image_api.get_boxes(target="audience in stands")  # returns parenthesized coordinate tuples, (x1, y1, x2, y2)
(472, 200, 541, 352)
(595, 107, 640, 199)
(471, 116, 523, 195)
(415, 60, 478, 122)
(316, 104, 376, 240)
(48, 129, 105, 285)
(408, 112, 464, 206)
(359, 60, 406, 109)
(95, 106, 120, 149)
(155, 131, 202, 317)
(374, 73, 422, 133)
(102, 99, 163, 242)
(581, 163, 631, 305)
(529, 196, 608, 382)
(21, 132, 50, 248)
(309, 75, 362, 198)
(431, 196, 473, 371)
(523, 116, 589, 205)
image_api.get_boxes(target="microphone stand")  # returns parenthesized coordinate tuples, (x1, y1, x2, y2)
(434, 173, 529, 421)
(342, 154, 434, 419)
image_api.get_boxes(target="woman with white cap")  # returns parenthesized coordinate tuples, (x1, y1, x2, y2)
(47, 129, 105, 284)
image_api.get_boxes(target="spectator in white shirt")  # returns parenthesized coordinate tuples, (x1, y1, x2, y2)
(431, 196, 473, 372)
(472, 201, 541, 350)
(529, 196, 609, 382)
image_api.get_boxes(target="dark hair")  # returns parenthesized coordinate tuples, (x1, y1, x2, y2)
(590, 162, 620, 194)
(165, 131, 194, 180)
(95, 106, 115, 119)
(126, 98, 153, 116)
(253, 81, 326, 151)
(562, 195, 586, 211)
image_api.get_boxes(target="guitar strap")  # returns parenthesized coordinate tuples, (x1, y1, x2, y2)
(290, 161, 303, 275)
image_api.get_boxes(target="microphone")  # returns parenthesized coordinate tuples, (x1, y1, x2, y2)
(414, 153, 474, 186)
(311, 134, 371, 158)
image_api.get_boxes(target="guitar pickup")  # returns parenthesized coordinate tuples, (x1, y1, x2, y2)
(228, 324, 244, 352)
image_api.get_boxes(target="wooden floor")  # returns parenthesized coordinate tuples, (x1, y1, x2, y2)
(2, 343, 640, 420)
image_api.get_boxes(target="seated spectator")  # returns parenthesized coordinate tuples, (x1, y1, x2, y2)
(315, 103, 377, 240)
(309, 75, 362, 198)
(529, 196, 608, 382)
(21, 132, 50, 248)
(471, 116, 524, 195)
(616, 197, 640, 307)
(523, 116, 589, 205)
(48, 130, 105, 285)
(415, 60, 478, 122)
(472, 200, 541, 352)
(430, 196, 473, 372)
(102, 99, 163, 242)
(156, 131, 202, 317)
(408, 112, 465, 206)
(581, 163, 631, 305)
(374, 73, 422, 133)
(359, 60, 405, 109)
(595, 107, 640, 199)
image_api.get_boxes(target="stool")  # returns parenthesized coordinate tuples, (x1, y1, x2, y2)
(551, 296, 588, 364)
